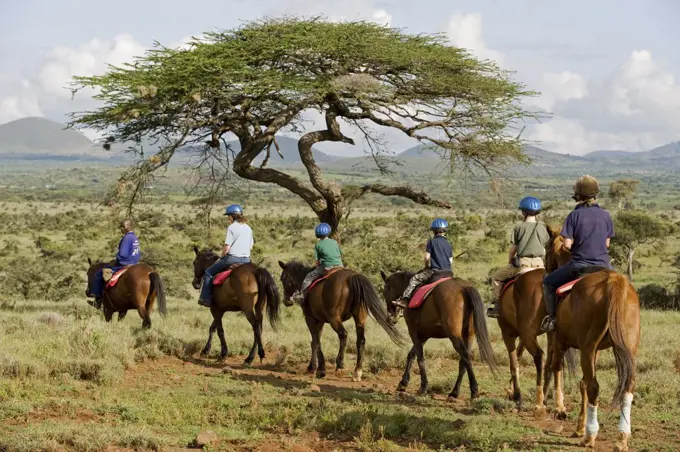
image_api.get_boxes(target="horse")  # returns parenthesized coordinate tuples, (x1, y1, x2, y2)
(278, 261, 405, 381)
(85, 259, 167, 328)
(381, 271, 497, 399)
(545, 231, 640, 451)
(192, 247, 281, 365)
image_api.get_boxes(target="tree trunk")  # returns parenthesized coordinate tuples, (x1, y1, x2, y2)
(318, 204, 344, 243)
(626, 248, 635, 281)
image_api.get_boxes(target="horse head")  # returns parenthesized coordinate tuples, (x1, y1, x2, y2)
(380, 270, 414, 325)
(85, 257, 108, 298)
(192, 247, 219, 290)
(545, 224, 571, 272)
(278, 260, 311, 307)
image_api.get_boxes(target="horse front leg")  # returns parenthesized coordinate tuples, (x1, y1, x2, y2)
(397, 346, 416, 392)
(201, 318, 217, 356)
(414, 338, 429, 395)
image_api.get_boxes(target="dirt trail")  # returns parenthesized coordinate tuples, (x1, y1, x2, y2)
(121, 355, 638, 451)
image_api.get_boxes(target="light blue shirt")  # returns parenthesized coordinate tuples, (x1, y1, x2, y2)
(225, 222, 253, 257)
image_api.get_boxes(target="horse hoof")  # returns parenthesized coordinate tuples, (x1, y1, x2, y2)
(217, 356, 227, 363)
(571, 430, 584, 438)
(533, 406, 547, 419)
(555, 411, 568, 421)
(200, 349, 210, 357)
(470, 392, 479, 400)
(351, 370, 362, 382)
(417, 387, 428, 395)
(613, 433, 630, 452)
(242, 360, 254, 368)
(396, 383, 407, 392)
(448, 392, 459, 400)
(316, 371, 326, 379)
(579, 434, 596, 448)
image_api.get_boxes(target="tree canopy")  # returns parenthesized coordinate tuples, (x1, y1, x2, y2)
(68, 17, 541, 234)
(608, 179, 640, 209)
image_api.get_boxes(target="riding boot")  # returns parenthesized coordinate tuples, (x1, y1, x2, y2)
(486, 299, 501, 318)
(541, 284, 557, 332)
(392, 298, 408, 309)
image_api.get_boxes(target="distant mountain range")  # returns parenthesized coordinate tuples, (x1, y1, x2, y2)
(1, 116, 679, 176)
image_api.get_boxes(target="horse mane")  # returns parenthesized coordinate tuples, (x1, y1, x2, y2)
(284, 260, 315, 282)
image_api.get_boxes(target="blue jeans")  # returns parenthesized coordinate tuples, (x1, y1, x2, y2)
(91, 266, 124, 299)
(199, 255, 250, 304)
(543, 262, 610, 317)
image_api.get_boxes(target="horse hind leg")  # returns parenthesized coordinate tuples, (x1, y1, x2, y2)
(522, 335, 547, 416)
(351, 313, 366, 382)
(414, 338, 429, 395)
(328, 317, 349, 375)
(243, 309, 261, 366)
(502, 334, 522, 408)
(579, 346, 600, 448)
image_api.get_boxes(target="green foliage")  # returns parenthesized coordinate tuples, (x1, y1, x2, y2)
(608, 179, 640, 208)
(613, 210, 672, 248)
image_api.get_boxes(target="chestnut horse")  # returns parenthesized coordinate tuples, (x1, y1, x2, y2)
(381, 271, 497, 399)
(85, 259, 167, 328)
(278, 261, 405, 381)
(545, 232, 640, 451)
(193, 248, 281, 365)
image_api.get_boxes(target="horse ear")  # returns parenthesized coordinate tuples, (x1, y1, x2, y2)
(278, 261, 286, 270)
(193, 246, 199, 256)
(87, 257, 92, 266)
(380, 270, 388, 282)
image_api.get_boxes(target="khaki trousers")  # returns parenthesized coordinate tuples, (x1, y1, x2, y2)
(491, 257, 544, 299)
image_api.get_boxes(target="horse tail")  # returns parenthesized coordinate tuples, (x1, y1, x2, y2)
(149, 272, 167, 318)
(255, 267, 281, 332)
(349, 274, 406, 346)
(564, 348, 579, 378)
(606, 272, 636, 407)
(462, 286, 498, 374)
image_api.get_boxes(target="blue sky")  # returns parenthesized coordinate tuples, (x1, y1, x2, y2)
(1, 0, 679, 155)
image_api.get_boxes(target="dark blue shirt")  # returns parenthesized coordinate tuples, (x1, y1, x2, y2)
(116, 232, 141, 266)
(426, 235, 453, 271)
(561, 204, 614, 267)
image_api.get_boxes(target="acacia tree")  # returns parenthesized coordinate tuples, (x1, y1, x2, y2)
(68, 18, 540, 236)
(612, 210, 671, 281)
(608, 179, 640, 210)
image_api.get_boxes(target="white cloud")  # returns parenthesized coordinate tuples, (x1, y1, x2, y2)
(531, 71, 588, 111)
(530, 49, 680, 153)
(446, 12, 504, 66)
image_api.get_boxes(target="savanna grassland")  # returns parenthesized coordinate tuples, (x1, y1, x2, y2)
(1, 167, 680, 452)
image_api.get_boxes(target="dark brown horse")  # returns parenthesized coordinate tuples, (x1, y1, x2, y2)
(545, 232, 640, 451)
(193, 248, 281, 365)
(278, 261, 405, 381)
(85, 259, 167, 328)
(381, 271, 497, 399)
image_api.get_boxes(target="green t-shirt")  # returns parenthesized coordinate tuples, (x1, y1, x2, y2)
(314, 238, 343, 268)
(512, 221, 550, 258)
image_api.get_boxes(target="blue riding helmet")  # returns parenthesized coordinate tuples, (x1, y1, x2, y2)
(430, 218, 448, 230)
(315, 223, 332, 238)
(518, 196, 541, 212)
(224, 204, 243, 216)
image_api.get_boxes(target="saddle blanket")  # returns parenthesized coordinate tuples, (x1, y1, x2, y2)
(106, 268, 128, 288)
(557, 278, 583, 297)
(408, 277, 452, 309)
(213, 269, 233, 286)
(499, 268, 543, 298)
(308, 268, 343, 293)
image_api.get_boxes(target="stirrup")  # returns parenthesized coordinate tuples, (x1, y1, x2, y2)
(392, 298, 408, 309)
(486, 302, 500, 318)
(541, 316, 556, 332)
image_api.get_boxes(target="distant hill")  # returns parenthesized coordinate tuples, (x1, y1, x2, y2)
(2, 116, 680, 177)
(0, 117, 96, 156)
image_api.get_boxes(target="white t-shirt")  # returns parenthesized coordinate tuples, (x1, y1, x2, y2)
(225, 222, 254, 257)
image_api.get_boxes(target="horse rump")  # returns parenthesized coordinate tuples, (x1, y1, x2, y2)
(348, 274, 406, 346)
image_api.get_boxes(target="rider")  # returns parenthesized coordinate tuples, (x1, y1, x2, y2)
(541, 175, 614, 332)
(291, 223, 343, 304)
(487, 196, 550, 318)
(393, 218, 453, 309)
(90, 218, 141, 308)
(198, 204, 254, 308)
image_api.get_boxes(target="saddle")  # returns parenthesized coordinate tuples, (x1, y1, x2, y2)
(106, 267, 129, 288)
(498, 268, 543, 298)
(556, 266, 609, 298)
(408, 276, 452, 309)
(308, 267, 343, 293)
(213, 263, 245, 286)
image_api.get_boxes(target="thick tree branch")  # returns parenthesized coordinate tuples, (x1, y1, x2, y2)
(356, 183, 453, 209)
